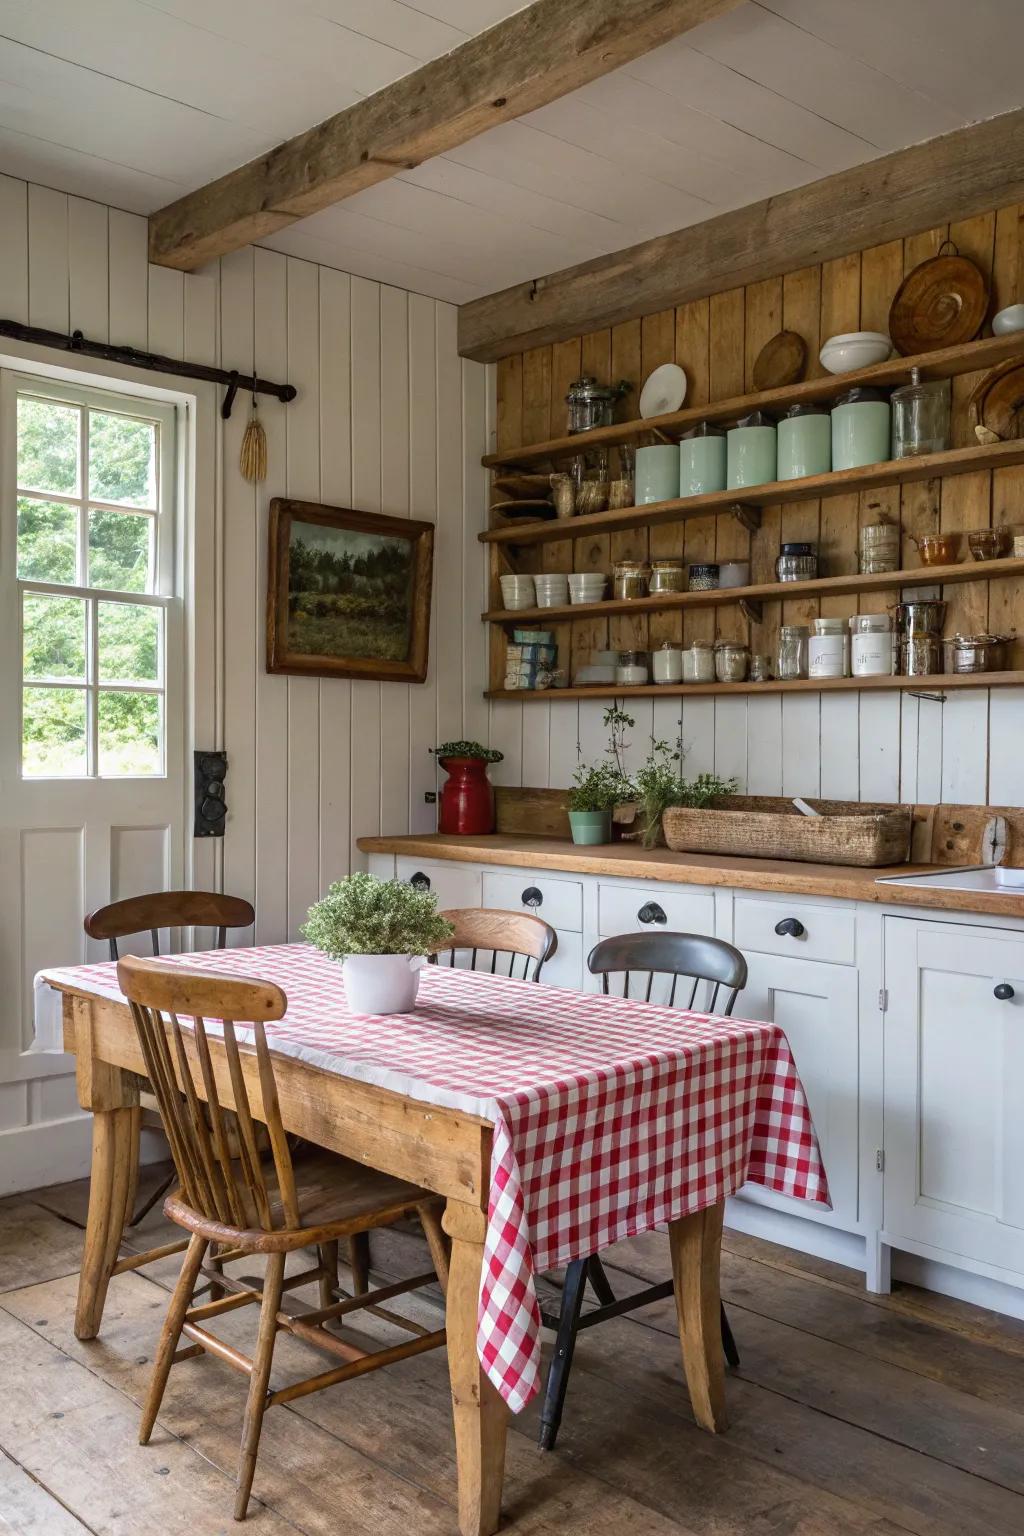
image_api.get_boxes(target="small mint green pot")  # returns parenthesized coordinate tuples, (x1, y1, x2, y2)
(568, 810, 612, 845)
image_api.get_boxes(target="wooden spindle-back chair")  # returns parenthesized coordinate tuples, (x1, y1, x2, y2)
(429, 907, 557, 982)
(537, 931, 748, 1452)
(117, 954, 450, 1521)
(84, 890, 257, 1251)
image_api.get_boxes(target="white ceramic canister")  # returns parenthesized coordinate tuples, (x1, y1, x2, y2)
(652, 643, 684, 684)
(635, 444, 680, 505)
(682, 641, 715, 683)
(808, 616, 850, 679)
(831, 387, 891, 471)
(849, 613, 895, 677)
(726, 410, 777, 490)
(777, 403, 831, 480)
(678, 422, 727, 497)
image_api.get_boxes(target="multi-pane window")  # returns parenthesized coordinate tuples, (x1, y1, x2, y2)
(14, 380, 176, 777)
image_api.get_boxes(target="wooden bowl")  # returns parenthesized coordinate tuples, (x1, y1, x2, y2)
(889, 253, 989, 355)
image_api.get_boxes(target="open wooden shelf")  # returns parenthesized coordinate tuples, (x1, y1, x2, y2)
(485, 671, 1024, 703)
(483, 555, 1024, 626)
(480, 439, 1024, 548)
(482, 332, 1024, 471)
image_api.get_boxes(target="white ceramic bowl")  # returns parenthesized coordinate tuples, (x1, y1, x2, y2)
(819, 331, 891, 374)
(499, 574, 536, 610)
(568, 575, 606, 604)
(993, 304, 1024, 336)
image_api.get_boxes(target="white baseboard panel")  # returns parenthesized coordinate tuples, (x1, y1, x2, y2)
(0, 1114, 167, 1198)
(890, 1248, 1024, 1322)
(0, 1113, 93, 1197)
(725, 1197, 867, 1272)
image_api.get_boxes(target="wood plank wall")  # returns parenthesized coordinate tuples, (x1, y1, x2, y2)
(487, 203, 1024, 808)
(0, 171, 490, 1172)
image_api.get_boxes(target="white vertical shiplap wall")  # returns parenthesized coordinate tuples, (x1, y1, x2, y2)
(0, 172, 489, 1183)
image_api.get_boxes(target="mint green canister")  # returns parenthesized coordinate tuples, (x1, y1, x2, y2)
(635, 444, 680, 505)
(831, 387, 891, 471)
(777, 403, 831, 480)
(679, 421, 726, 497)
(726, 410, 777, 490)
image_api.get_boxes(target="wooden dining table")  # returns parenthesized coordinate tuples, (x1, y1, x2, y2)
(40, 949, 827, 1536)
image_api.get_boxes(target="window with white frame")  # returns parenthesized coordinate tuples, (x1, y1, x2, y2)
(12, 376, 177, 777)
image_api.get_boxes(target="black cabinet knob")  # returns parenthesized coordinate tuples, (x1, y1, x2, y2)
(638, 902, 667, 925)
(775, 917, 806, 939)
(410, 871, 431, 893)
(994, 982, 1016, 1001)
(521, 886, 543, 908)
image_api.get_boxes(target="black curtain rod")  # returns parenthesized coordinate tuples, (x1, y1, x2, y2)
(0, 318, 297, 418)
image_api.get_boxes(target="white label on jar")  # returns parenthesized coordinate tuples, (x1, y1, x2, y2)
(851, 632, 894, 676)
(808, 636, 848, 678)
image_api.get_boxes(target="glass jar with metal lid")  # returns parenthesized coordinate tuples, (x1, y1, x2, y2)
(776, 542, 818, 582)
(682, 641, 715, 683)
(859, 513, 900, 574)
(777, 402, 831, 480)
(850, 612, 895, 676)
(648, 559, 686, 594)
(776, 624, 809, 681)
(565, 376, 627, 435)
(612, 559, 651, 600)
(714, 641, 749, 683)
(652, 641, 684, 684)
(615, 649, 649, 686)
(891, 367, 951, 458)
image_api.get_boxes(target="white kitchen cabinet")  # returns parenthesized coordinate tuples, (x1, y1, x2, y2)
(883, 918, 1024, 1275)
(733, 949, 859, 1231)
(395, 856, 481, 910)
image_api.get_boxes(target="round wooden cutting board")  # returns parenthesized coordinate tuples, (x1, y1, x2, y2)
(889, 253, 989, 355)
(752, 330, 807, 391)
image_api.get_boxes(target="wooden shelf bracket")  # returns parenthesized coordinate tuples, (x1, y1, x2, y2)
(730, 503, 761, 535)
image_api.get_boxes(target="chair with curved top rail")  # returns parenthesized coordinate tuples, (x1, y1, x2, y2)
(117, 953, 450, 1521)
(429, 906, 558, 982)
(537, 929, 748, 1452)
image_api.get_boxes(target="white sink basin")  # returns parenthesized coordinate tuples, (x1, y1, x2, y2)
(877, 866, 1024, 894)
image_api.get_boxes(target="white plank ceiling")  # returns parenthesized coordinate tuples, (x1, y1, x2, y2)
(0, 0, 1022, 302)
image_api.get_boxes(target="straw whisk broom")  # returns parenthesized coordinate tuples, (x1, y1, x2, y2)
(240, 390, 267, 482)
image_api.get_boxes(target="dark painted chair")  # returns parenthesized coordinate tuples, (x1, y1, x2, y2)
(538, 929, 748, 1452)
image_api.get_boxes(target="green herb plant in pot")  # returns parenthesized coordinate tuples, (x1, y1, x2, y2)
(566, 762, 633, 845)
(302, 872, 454, 1015)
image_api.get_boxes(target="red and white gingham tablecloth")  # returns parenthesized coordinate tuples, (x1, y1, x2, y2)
(38, 943, 829, 1413)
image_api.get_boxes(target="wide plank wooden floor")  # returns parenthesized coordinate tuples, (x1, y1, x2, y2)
(3, 1168, 1024, 1535)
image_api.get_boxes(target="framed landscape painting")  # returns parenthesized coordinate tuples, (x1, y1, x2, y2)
(266, 498, 434, 682)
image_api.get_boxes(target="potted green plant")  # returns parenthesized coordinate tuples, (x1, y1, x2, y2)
(633, 737, 739, 848)
(302, 872, 454, 1015)
(567, 762, 634, 845)
(430, 740, 503, 835)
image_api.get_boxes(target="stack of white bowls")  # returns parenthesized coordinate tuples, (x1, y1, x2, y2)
(499, 573, 536, 610)
(533, 573, 570, 608)
(567, 572, 607, 605)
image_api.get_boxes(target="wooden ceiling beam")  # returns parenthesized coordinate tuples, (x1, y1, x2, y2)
(457, 108, 1024, 362)
(148, 0, 743, 272)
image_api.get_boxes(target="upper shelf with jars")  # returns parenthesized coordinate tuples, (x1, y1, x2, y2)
(482, 332, 1024, 472)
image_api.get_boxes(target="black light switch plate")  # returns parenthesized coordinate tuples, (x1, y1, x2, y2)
(194, 750, 228, 837)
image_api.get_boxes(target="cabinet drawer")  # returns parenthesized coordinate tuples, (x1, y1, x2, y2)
(734, 895, 855, 966)
(540, 929, 583, 991)
(481, 870, 582, 932)
(598, 882, 715, 939)
(396, 858, 481, 911)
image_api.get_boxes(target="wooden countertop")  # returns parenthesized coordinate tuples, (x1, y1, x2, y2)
(357, 833, 1024, 920)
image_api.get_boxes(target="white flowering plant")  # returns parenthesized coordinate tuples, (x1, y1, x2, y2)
(302, 872, 454, 960)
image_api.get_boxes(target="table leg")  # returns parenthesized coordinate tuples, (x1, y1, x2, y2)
(667, 1199, 729, 1433)
(72, 996, 138, 1341)
(443, 1201, 508, 1536)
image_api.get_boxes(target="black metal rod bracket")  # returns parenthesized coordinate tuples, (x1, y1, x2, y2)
(0, 317, 296, 415)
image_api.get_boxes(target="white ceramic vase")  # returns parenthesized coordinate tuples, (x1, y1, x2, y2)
(342, 953, 425, 1015)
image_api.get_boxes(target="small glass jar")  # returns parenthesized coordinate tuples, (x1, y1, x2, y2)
(648, 559, 686, 594)
(682, 641, 716, 683)
(715, 642, 749, 683)
(891, 367, 951, 458)
(900, 633, 942, 677)
(776, 543, 818, 582)
(652, 642, 683, 684)
(748, 653, 773, 683)
(776, 624, 809, 681)
(613, 559, 651, 600)
(850, 613, 895, 677)
(808, 616, 851, 679)
(615, 649, 648, 686)
(688, 562, 720, 591)
(859, 514, 900, 575)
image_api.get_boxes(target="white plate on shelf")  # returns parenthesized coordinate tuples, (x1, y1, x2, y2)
(639, 363, 687, 419)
